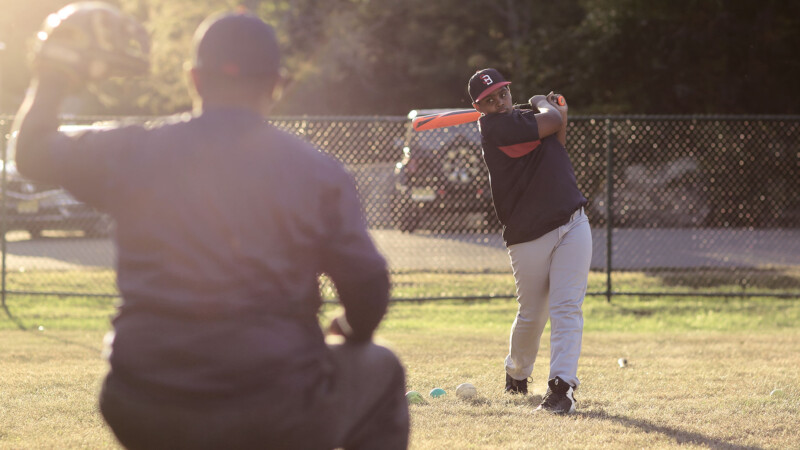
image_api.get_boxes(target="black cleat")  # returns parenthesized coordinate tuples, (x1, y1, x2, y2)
(505, 373, 529, 394)
(535, 376, 576, 414)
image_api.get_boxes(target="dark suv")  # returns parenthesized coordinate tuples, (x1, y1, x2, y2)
(391, 109, 498, 232)
(2, 125, 114, 238)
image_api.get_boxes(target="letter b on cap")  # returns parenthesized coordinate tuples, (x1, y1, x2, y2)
(481, 74, 494, 85)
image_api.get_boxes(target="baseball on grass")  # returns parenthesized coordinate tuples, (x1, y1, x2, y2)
(455, 383, 477, 399)
(429, 387, 446, 398)
(406, 390, 426, 405)
(618, 358, 628, 368)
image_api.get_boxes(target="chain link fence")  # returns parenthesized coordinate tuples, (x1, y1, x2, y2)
(1, 114, 799, 304)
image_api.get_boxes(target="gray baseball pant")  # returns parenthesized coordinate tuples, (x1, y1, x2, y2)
(504, 207, 592, 388)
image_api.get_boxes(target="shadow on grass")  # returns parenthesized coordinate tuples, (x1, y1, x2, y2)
(2, 303, 102, 354)
(579, 410, 763, 450)
(471, 394, 544, 408)
(646, 268, 800, 290)
(588, 295, 800, 323)
(2, 303, 28, 331)
(30, 328, 103, 354)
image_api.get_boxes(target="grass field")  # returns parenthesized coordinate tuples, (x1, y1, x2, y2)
(1, 271, 799, 449)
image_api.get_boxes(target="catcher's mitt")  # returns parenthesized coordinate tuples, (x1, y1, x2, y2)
(33, 2, 149, 84)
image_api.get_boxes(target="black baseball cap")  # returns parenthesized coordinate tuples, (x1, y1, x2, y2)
(468, 68, 511, 103)
(192, 11, 280, 78)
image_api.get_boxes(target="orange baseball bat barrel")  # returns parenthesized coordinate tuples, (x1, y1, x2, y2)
(412, 109, 481, 131)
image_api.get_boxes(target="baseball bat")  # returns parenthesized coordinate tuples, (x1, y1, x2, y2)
(412, 110, 481, 132)
(412, 95, 565, 132)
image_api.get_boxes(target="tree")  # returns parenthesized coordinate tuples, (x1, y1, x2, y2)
(1, 0, 798, 116)
(0, 0, 72, 114)
(567, 0, 800, 114)
(105, 0, 240, 114)
(264, 0, 586, 115)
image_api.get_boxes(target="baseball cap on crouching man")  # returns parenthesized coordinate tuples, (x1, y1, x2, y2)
(468, 68, 511, 103)
(192, 11, 280, 79)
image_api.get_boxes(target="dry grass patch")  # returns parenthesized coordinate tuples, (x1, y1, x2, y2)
(2, 295, 799, 449)
(0, 330, 117, 449)
(385, 330, 800, 450)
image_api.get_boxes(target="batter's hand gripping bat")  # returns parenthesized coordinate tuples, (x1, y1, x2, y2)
(412, 95, 565, 132)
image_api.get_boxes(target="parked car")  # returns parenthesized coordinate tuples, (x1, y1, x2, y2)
(591, 156, 711, 227)
(2, 124, 114, 238)
(391, 109, 498, 232)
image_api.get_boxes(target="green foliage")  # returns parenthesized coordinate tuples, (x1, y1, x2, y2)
(570, 0, 800, 114)
(0, 0, 72, 112)
(105, 0, 241, 114)
(1, 0, 799, 115)
(262, 0, 587, 115)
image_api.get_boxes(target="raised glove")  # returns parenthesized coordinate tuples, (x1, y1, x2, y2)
(32, 2, 149, 86)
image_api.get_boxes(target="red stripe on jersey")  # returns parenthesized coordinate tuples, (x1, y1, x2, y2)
(498, 140, 541, 158)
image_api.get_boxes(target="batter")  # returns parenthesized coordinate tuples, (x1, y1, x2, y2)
(468, 68, 592, 414)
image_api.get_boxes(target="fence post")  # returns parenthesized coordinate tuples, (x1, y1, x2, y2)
(604, 118, 614, 303)
(1, 118, 7, 308)
(1, 38, 6, 308)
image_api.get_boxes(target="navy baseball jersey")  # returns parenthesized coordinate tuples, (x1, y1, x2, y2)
(34, 107, 389, 396)
(478, 109, 587, 245)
